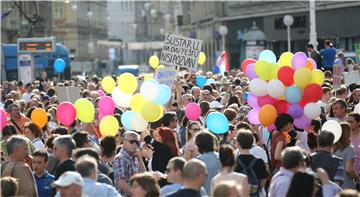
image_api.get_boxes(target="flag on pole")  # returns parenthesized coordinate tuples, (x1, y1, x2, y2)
(215, 51, 229, 75)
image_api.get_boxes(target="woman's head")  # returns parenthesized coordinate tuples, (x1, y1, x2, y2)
(199, 101, 210, 116)
(157, 127, 179, 156)
(334, 122, 351, 151)
(186, 121, 201, 142)
(219, 145, 235, 168)
(286, 172, 316, 197)
(100, 136, 116, 157)
(347, 112, 360, 131)
(195, 131, 215, 154)
(23, 122, 42, 139)
(130, 173, 160, 197)
(275, 114, 294, 132)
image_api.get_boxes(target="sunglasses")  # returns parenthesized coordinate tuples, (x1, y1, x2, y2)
(127, 139, 140, 146)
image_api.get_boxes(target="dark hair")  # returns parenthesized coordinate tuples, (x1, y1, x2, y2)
(195, 131, 215, 154)
(23, 122, 42, 138)
(2, 125, 17, 137)
(227, 96, 239, 107)
(286, 172, 315, 197)
(306, 44, 314, 49)
(310, 119, 321, 132)
(161, 112, 176, 127)
(0, 176, 19, 197)
(275, 113, 294, 131)
(235, 121, 251, 130)
(169, 157, 186, 172)
(307, 132, 318, 151)
(203, 84, 213, 93)
(72, 131, 89, 148)
(45, 134, 60, 149)
(33, 149, 49, 162)
(46, 88, 56, 97)
(52, 126, 68, 135)
(334, 122, 351, 152)
(324, 39, 331, 46)
(348, 112, 360, 122)
(72, 147, 100, 162)
(223, 108, 237, 122)
(219, 145, 235, 167)
(317, 130, 334, 147)
(100, 136, 116, 157)
(236, 130, 254, 149)
(199, 101, 210, 116)
(130, 173, 160, 197)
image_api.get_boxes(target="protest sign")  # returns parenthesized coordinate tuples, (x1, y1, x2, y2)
(155, 67, 177, 88)
(56, 87, 81, 103)
(333, 64, 343, 89)
(160, 34, 203, 70)
(343, 70, 360, 85)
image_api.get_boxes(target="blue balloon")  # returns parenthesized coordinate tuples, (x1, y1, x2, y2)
(258, 50, 277, 64)
(196, 75, 206, 88)
(54, 58, 65, 73)
(212, 66, 221, 74)
(154, 85, 171, 105)
(205, 112, 229, 134)
(285, 86, 302, 104)
(206, 78, 216, 85)
(121, 111, 135, 130)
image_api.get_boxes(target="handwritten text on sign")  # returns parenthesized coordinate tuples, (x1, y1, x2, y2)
(160, 34, 203, 70)
(155, 67, 177, 88)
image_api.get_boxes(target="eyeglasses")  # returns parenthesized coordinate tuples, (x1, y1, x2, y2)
(126, 139, 140, 146)
(191, 128, 200, 132)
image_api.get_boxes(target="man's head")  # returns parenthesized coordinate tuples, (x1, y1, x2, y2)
(53, 135, 76, 161)
(183, 159, 207, 189)
(75, 155, 98, 180)
(324, 40, 331, 48)
(195, 131, 215, 154)
(25, 83, 33, 93)
(166, 157, 186, 183)
(52, 171, 83, 197)
(191, 86, 201, 100)
(332, 99, 347, 119)
(236, 130, 254, 150)
(161, 112, 177, 129)
(6, 135, 29, 161)
(201, 90, 211, 101)
(32, 149, 49, 176)
(306, 44, 314, 52)
(1, 125, 17, 141)
(281, 146, 306, 170)
(275, 113, 294, 131)
(317, 130, 335, 148)
(7, 103, 21, 119)
(122, 131, 140, 155)
(322, 87, 332, 102)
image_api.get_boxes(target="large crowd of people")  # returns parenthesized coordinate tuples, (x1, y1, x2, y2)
(1, 44, 360, 197)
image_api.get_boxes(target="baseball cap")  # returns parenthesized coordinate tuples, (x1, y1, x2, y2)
(52, 171, 84, 188)
(210, 101, 224, 109)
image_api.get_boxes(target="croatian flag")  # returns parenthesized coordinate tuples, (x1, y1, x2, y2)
(215, 51, 229, 75)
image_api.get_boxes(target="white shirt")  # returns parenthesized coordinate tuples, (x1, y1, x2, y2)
(249, 145, 268, 164)
(295, 132, 310, 152)
(22, 92, 33, 101)
(32, 138, 44, 150)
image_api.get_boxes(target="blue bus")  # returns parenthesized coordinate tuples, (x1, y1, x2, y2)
(1, 43, 71, 81)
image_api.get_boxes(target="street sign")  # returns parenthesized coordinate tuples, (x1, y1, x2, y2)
(17, 37, 56, 53)
(17, 54, 34, 84)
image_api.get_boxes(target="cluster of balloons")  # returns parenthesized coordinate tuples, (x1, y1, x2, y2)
(195, 75, 216, 88)
(244, 50, 325, 130)
(0, 109, 7, 130)
(54, 58, 66, 73)
(149, 55, 165, 70)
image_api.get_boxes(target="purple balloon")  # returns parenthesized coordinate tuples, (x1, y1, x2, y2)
(292, 52, 308, 70)
(245, 63, 257, 80)
(247, 109, 260, 125)
(309, 58, 317, 69)
(247, 93, 260, 109)
(294, 114, 311, 129)
(288, 104, 303, 119)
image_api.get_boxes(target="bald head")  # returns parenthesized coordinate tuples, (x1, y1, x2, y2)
(183, 159, 207, 180)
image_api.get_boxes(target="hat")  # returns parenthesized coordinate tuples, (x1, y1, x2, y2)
(52, 171, 84, 188)
(210, 101, 224, 109)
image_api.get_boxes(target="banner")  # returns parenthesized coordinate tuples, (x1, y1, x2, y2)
(155, 67, 177, 88)
(56, 87, 81, 103)
(343, 70, 360, 85)
(160, 34, 203, 70)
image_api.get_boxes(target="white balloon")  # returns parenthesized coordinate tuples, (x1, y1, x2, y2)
(140, 80, 159, 101)
(321, 120, 342, 144)
(112, 86, 132, 108)
(354, 103, 360, 114)
(304, 102, 321, 119)
(249, 78, 267, 97)
(266, 80, 285, 99)
(131, 113, 148, 132)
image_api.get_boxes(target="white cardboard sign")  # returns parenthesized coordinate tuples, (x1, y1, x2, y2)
(343, 70, 360, 85)
(155, 67, 177, 88)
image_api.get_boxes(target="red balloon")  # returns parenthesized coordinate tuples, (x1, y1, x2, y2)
(241, 58, 256, 72)
(278, 67, 294, 86)
(303, 83, 323, 102)
(275, 100, 290, 114)
(257, 95, 277, 107)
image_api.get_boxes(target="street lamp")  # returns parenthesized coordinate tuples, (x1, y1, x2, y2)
(309, 0, 318, 50)
(219, 25, 228, 51)
(283, 15, 294, 52)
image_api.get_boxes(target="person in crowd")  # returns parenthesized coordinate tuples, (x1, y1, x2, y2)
(335, 51, 346, 67)
(45, 133, 60, 173)
(195, 131, 221, 194)
(335, 87, 348, 100)
(211, 145, 249, 196)
(333, 122, 360, 188)
(235, 130, 268, 197)
(199, 101, 210, 125)
(317, 87, 333, 113)
(0, 176, 19, 197)
(1, 125, 18, 159)
(113, 131, 146, 197)
(212, 181, 243, 197)
(75, 155, 119, 197)
(52, 171, 84, 197)
(320, 39, 337, 71)
(348, 113, 360, 175)
(348, 88, 360, 108)
(6, 103, 31, 134)
(161, 112, 181, 145)
(53, 135, 76, 180)
(286, 171, 317, 197)
(166, 159, 207, 197)
(72, 130, 92, 148)
(99, 135, 117, 180)
(32, 149, 55, 197)
(24, 121, 44, 149)
(183, 121, 201, 160)
(306, 43, 322, 68)
(311, 130, 344, 184)
(191, 86, 201, 102)
(22, 82, 34, 101)
(336, 189, 360, 197)
(130, 172, 160, 197)
(1, 135, 38, 196)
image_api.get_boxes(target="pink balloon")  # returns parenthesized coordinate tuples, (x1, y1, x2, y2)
(98, 90, 106, 97)
(98, 113, 105, 121)
(245, 63, 257, 80)
(247, 109, 260, 125)
(247, 93, 260, 109)
(185, 102, 201, 121)
(257, 95, 277, 107)
(98, 96, 115, 115)
(294, 114, 311, 129)
(57, 102, 76, 126)
(292, 52, 308, 70)
(1, 109, 7, 130)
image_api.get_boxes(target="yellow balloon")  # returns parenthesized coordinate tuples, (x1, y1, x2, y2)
(117, 73, 138, 94)
(198, 52, 206, 65)
(254, 60, 272, 80)
(278, 52, 294, 67)
(101, 76, 116, 94)
(144, 73, 154, 80)
(149, 55, 160, 69)
(130, 93, 145, 113)
(141, 102, 163, 122)
(99, 115, 119, 136)
(75, 98, 95, 123)
(156, 65, 165, 70)
(294, 68, 312, 88)
(270, 63, 280, 79)
(311, 69, 325, 85)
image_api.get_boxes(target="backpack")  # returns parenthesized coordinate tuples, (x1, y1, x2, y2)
(237, 157, 260, 197)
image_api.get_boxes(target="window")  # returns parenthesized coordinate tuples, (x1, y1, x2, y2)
(54, 2, 64, 19)
(274, 15, 307, 29)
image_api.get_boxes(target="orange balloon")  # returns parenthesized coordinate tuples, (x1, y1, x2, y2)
(306, 58, 315, 70)
(31, 108, 48, 128)
(259, 104, 278, 126)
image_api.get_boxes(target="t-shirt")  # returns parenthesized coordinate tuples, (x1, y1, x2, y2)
(320, 48, 336, 68)
(270, 131, 286, 169)
(166, 188, 202, 197)
(351, 135, 360, 174)
(54, 159, 75, 180)
(334, 146, 356, 189)
(234, 154, 268, 182)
